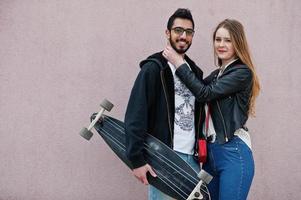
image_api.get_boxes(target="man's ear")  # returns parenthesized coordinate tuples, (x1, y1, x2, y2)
(165, 29, 171, 39)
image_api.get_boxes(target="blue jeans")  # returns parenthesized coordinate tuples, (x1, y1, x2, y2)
(148, 151, 200, 200)
(203, 136, 254, 200)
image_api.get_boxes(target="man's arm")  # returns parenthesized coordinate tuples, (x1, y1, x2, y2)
(124, 62, 160, 184)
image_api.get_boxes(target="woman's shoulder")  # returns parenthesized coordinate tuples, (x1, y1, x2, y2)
(229, 62, 252, 75)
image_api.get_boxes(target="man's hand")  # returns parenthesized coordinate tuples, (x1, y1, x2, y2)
(132, 164, 157, 185)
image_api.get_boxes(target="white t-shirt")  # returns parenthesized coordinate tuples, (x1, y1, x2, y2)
(168, 61, 195, 155)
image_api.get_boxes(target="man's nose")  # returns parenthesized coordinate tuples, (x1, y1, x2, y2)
(180, 31, 187, 39)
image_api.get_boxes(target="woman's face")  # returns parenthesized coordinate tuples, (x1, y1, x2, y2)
(214, 27, 236, 66)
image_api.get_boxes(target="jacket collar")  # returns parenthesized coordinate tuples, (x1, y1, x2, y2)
(221, 59, 244, 74)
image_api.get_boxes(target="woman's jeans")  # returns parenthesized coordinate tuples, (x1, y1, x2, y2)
(203, 136, 254, 200)
(148, 151, 200, 200)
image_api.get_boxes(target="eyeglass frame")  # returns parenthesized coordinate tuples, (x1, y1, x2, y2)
(171, 27, 195, 37)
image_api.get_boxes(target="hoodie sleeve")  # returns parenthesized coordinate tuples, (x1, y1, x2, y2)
(125, 61, 161, 169)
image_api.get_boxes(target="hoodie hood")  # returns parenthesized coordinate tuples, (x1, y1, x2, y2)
(139, 51, 167, 68)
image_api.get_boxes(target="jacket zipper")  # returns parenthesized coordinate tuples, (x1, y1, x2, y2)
(160, 71, 174, 148)
(215, 73, 228, 142)
(216, 100, 228, 142)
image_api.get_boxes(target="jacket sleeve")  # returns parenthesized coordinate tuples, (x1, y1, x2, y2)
(124, 62, 160, 169)
(175, 63, 252, 102)
(203, 69, 218, 84)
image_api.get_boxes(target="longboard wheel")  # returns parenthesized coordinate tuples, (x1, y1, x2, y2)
(198, 170, 213, 184)
(79, 127, 93, 140)
(100, 99, 114, 111)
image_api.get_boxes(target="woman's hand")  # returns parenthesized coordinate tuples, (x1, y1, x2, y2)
(162, 45, 185, 68)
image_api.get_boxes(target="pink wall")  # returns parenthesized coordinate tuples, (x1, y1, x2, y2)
(0, 1, 300, 199)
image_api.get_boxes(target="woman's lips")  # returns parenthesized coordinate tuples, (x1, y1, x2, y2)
(217, 49, 227, 52)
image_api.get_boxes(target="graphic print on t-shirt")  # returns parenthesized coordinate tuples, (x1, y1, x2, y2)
(174, 75, 194, 131)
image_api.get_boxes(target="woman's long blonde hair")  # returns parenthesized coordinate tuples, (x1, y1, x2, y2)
(213, 19, 260, 116)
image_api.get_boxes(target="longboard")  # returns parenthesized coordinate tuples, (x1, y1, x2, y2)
(80, 99, 212, 200)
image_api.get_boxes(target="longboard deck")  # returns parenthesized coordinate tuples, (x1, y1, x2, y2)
(94, 115, 210, 200)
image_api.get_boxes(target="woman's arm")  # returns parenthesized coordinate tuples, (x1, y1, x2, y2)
(175, 63, 252, 102)
(162, 45, 252, 102)
(162, 45, 185, 67)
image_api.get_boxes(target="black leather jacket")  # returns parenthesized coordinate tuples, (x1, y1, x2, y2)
(125, 52, 204, 168)
(176, 59, 253, 144)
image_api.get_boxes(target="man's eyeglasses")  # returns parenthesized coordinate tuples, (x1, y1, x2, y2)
(171, 27, 195, 37)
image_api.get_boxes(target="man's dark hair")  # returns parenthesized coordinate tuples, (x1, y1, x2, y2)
(167, 8, 194, 31)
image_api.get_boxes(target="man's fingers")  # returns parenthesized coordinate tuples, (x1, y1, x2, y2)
(134, 174, 148, 185)
(141, 176, 149, 185)
(147, 166, 157, 178)
(132, 164, 157, 185)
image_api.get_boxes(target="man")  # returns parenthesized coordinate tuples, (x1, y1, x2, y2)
(125, 8, 204, 200)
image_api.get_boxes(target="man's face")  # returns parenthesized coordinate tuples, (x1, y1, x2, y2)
(166, 18, 194, 54)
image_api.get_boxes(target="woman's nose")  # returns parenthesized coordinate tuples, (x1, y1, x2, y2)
(219, 40, 225, 46)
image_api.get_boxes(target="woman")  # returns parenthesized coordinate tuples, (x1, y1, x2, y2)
(163, 19, 260, 200)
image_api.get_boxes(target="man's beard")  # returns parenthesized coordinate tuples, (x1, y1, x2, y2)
(169, 37, 191, 54)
